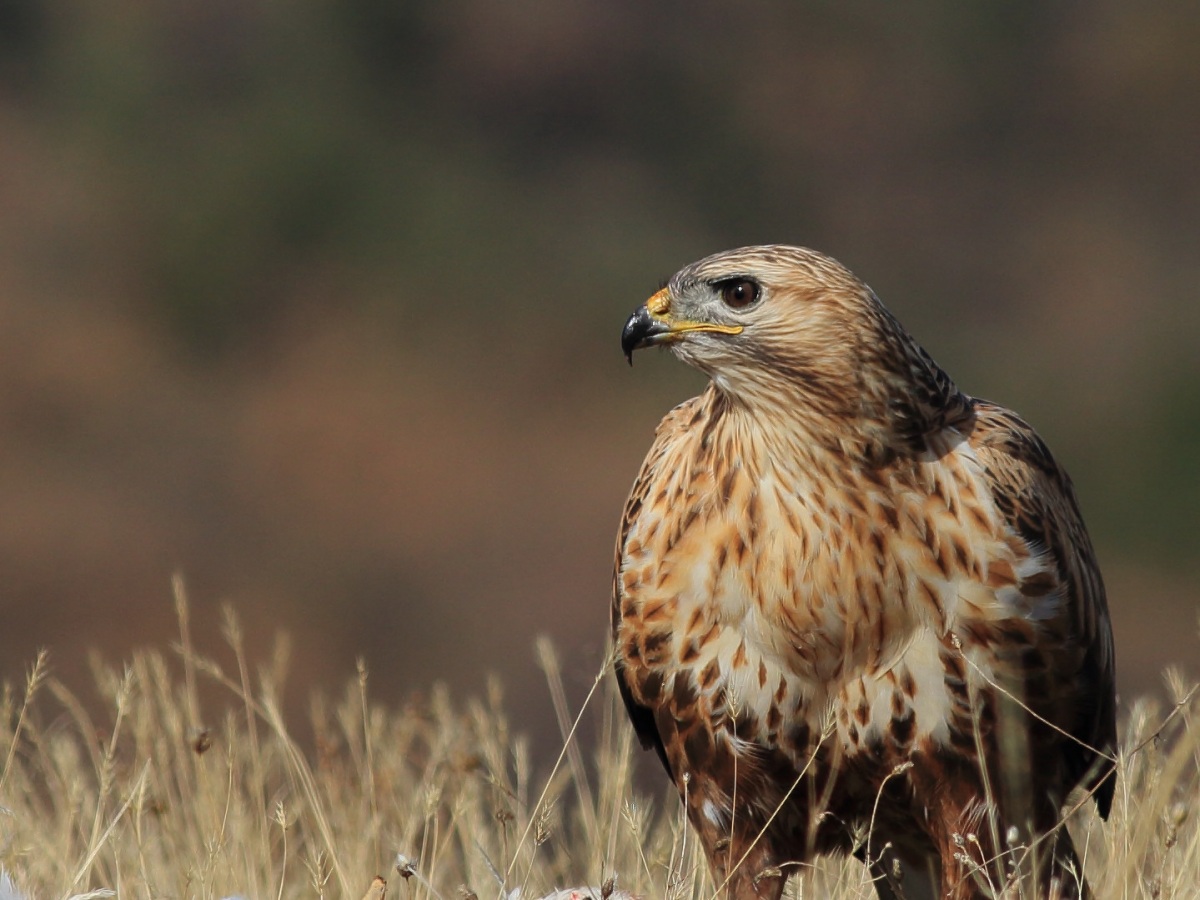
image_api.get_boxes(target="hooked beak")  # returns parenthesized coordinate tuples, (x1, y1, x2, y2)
(621, 305, 669, 364)
(621, 289, 743, 365)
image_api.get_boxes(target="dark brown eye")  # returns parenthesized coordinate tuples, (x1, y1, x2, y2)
(718, 278, 761, 309)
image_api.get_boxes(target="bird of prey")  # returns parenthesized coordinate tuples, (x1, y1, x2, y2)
(614, 246, 1116, 900)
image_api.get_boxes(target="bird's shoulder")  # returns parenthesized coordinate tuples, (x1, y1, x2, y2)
(959, 397, 1108, 642)
(963, 399, 1098, 590)
(961, 396, 1117, 814)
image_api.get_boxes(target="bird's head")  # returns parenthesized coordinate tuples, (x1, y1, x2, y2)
(622, 245, 968, 457)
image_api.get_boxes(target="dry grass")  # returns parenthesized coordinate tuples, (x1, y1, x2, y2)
(0, 591, 1196, 900)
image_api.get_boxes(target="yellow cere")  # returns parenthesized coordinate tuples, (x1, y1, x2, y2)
(646, 288, 671, 316)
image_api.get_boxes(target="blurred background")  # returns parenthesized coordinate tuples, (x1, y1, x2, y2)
(1, 0, 1197, 749)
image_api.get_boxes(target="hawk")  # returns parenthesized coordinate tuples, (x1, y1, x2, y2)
(613, 246, 1116, 900)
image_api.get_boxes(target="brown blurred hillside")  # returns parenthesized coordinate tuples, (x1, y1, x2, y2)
(1, 0, 1197, 744)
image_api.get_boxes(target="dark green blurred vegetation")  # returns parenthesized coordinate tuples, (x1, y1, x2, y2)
(0, 0, 1197, 728)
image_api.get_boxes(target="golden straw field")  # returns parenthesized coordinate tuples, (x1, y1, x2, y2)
(1, 592, 1195, 899)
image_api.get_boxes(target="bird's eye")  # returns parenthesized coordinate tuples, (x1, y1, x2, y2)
(718, 278, 761, 309)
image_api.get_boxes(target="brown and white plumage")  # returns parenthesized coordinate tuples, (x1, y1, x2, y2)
(613, 246, 1115, 900)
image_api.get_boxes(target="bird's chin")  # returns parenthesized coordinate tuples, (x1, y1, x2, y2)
(668, 340, 724, 377)
(640, 332, 699, 364)
(662, 336, 697, 362)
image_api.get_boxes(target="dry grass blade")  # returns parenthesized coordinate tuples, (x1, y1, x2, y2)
(502, 646, 611, 894)
(64, 761, 151, 897)
(0, 650, 49, 798)
(536, 638, 599, 854)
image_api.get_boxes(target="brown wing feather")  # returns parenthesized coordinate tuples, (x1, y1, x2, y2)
(612, 396, 706, 780)
(968, 398, 1117, 817)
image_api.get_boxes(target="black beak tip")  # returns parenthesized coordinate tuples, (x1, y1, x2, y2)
(621, 305, 655, 366)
